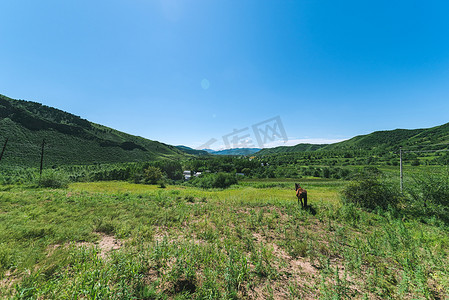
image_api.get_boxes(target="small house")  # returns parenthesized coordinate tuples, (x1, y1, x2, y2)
(183, 170, 192, 180)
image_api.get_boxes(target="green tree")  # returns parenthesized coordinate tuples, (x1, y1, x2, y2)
(142, 166, 163, 184)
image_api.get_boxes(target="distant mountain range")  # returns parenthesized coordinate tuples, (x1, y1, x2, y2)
(203, 148, 261, 156)
(0, 94, 188, 166)
(256, 123, 449, 155)
(175, 146, 210, 156)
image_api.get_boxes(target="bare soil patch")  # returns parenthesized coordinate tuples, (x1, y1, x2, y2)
(97, 233, 122, 259)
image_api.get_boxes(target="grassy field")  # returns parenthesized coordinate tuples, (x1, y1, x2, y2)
(1, 179, 448, 299)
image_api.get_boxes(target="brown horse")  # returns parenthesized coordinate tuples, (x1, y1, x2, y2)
(295, 183, 307, 207)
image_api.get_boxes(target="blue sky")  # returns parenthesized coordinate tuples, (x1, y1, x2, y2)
(1, 0, 449, 149)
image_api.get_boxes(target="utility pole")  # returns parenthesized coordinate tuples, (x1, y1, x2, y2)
(40, 139, 45, 178)
(0, 138, 8, 163)
(400, 146, 403, 193)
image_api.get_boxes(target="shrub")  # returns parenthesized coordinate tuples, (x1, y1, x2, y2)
(38, 170, 70, 188)
(133, 166, 163, 184)
(411, 159, 420, 166)
(323, 168, 330, 178)
(189, 172, 238, 189)
(158, 180, 167, 188)
(408, 171, 449, 208)
(342, 174, 402, 210)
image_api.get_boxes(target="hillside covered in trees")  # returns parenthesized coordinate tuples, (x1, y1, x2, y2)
(257, 123, 449, 156)
(0, 94, 188, 166)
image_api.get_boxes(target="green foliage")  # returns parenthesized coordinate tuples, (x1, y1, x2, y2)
(134, 166, 163, 184)
(0, 159, 183, 187)
(408, 170, 449, 208)
(158, 180, 167, 188)
(188, 172, 238, 189)
(183, 155, 358, 179)
(342, 174, 402, 210)
(67, 160, 183, 183)
(151, 160, 183, 180)
(0, 166, 37, 184)
(38, 169, 70, 188)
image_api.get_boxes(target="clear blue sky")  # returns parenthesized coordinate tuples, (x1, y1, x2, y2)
(1, 0, 449, 149)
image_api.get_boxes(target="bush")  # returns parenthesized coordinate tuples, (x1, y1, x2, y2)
(411, 159, 420, 166)
(38, 170, 70, 188)
(133, 166, 163, 184)
(158, 180, 167, 188)
(189, 172, 238, 189)
(342, 174, 402, 210)
(408, 171, 449, 208)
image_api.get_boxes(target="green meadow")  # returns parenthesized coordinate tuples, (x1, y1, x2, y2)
(1, 179, 448, 299)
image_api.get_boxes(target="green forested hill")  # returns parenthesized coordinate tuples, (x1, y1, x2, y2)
(321, 128, 426, 151)
(0, 94, 187, 166)
(256, 123, 449, 156)
(405, 122, 449, 148)
(256, 144, 326, 155)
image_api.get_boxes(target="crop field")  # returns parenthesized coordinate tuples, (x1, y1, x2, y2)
(1, 178, 448, 299)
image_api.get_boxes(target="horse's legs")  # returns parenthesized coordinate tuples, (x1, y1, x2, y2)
(304, 194, 307, 208)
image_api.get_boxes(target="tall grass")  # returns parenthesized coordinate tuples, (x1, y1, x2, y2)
(0, 180, 448, 298)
